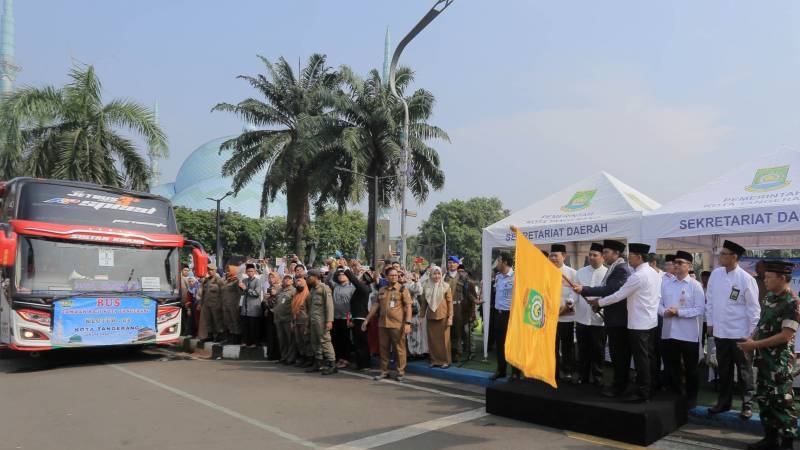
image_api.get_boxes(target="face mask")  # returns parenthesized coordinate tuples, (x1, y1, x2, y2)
(295, 285, 304, 292)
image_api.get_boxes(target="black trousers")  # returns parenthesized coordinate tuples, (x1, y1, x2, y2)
(629, 328, 655, 399)
(264, 311, 280, 359)
(556, 321, 576, 377)
(180, 306, 194, 337)
(241, 316, 261, 346)
(606, 326, 631, 393)
(494, 310, 520, 376)
(714, 337, 755, 408)
(331, 319, 352, 361)
(576, 324, 605, 384)
(652, 317, 664, 389)
(662, 338, 700, 401)
(351, 319, 370, 369)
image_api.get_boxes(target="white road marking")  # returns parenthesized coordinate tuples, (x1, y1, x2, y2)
(328, 407, 488, 450)
(339, 369, 486, 404)
(109, 364, 322, 450)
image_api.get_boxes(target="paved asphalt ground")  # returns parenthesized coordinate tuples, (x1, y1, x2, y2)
(0, 347, 762, 450)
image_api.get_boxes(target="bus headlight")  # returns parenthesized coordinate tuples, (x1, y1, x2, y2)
(17, 309, 52, 327)
(156, 306, 180, 324)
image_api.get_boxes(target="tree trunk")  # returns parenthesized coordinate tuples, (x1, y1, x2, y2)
(285, 179, 310, 260)
(366, 177, 376, 268)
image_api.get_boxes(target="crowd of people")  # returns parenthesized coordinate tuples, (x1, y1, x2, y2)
(178, 254, 479, 380)
(177, 239, 798, 450)
(490, 239, 797, 450)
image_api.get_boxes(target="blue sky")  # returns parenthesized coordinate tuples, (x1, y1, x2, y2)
(16, 1, 800, 231)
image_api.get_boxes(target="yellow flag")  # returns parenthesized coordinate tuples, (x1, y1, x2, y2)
(504, 230, 563, 388)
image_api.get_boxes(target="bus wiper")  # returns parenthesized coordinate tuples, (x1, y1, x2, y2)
(126, 268, 135, 285)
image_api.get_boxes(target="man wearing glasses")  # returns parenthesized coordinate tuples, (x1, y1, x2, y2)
(362, 267, 413, 381)
(706, 240, 761, 419)
(659, 250, 705, 408)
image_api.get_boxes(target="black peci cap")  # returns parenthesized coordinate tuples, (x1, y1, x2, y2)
(664, 254, 675, 263)
(590, 243, 603, 253)
(674, 251, 693, 263)
(763, 260, 794, 275)
(723, 240, 746, 257)
(628, 243, 651, 255)
(550, 244, 567, 253)
(603, 240, 626, 253)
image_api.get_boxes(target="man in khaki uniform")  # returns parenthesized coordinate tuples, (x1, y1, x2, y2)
(305, 269, 337, 375)
(293, 278, 313, 368)
(444, 256, 473, 361)
(221, 265, 243, 345)
(199, 264, 224, 343)
(363, 267, 413, 381)
(273, 275, 297, 364)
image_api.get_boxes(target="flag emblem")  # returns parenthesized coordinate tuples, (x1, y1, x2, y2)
(523, 288, 545, 329)
(745, 165, 790, 192)
(561, 189, 597, 212)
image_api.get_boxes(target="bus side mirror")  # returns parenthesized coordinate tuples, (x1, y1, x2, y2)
(192, 248, 208, 278)
(0, 224, 16, 267)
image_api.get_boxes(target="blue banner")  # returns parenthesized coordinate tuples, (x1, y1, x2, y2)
(52, 297, 157, 347)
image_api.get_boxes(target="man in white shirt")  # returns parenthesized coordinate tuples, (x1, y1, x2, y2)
(659, 250, 705, 408)
(588, 243, 661, 402)
(574, 243, 608, 386)
(706, 240, 760, 419)
(663, 255, 676, 281)
(550, 244, 578, 382)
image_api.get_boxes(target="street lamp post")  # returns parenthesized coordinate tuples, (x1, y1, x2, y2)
(389, 0, 454, 269)
(207, 191, 234, 269)
(334, 166, 397, 270)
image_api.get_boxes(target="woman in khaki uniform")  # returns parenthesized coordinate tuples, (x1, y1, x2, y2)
(422, 266, 453, 368)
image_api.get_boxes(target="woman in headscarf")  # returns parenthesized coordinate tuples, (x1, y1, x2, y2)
(291, 277, 313, 368)
(422, 265, 453, 368)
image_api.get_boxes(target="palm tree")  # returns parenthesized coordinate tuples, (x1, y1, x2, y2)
(213, 54, 340, 257)
(332, 66, 448, 263)
(0, 65, 165, 190)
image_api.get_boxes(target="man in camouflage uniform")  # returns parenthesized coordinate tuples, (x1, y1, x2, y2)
(199, 263, 224, 343)
(305, 269, 337, 375)
(738, 260, 798, 450)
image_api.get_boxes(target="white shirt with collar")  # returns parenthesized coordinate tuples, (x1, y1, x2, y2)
(598, 263, 662, 330)
(558, 264, 578, 323)
(659, 275, 705, 342)
(494, 268, 515, 311)
(574, 264, 608, 326)
(705, 265, 760, 339)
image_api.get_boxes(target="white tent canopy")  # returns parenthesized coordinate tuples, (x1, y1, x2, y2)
(480, 172, 661, 358)
(642, 150, 800, 254)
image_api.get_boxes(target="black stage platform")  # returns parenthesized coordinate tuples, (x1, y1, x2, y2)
(486, 380, 687, 446)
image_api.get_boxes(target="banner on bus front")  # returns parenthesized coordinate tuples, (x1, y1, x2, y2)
(52, 297, 157, 347)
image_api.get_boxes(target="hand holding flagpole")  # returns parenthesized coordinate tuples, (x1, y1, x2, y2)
(562, 275, 605, 320)
(511, 225, 604, 320)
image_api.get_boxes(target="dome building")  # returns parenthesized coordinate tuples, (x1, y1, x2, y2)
(151, 136, 287, 218)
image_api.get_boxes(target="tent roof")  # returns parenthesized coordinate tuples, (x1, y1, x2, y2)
(484, 171, 660, 246)
(642, 150, 800, 246)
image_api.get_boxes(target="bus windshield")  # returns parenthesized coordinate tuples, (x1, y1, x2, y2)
(16, 181, 177, 233)
(14, 237, 179, 297)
